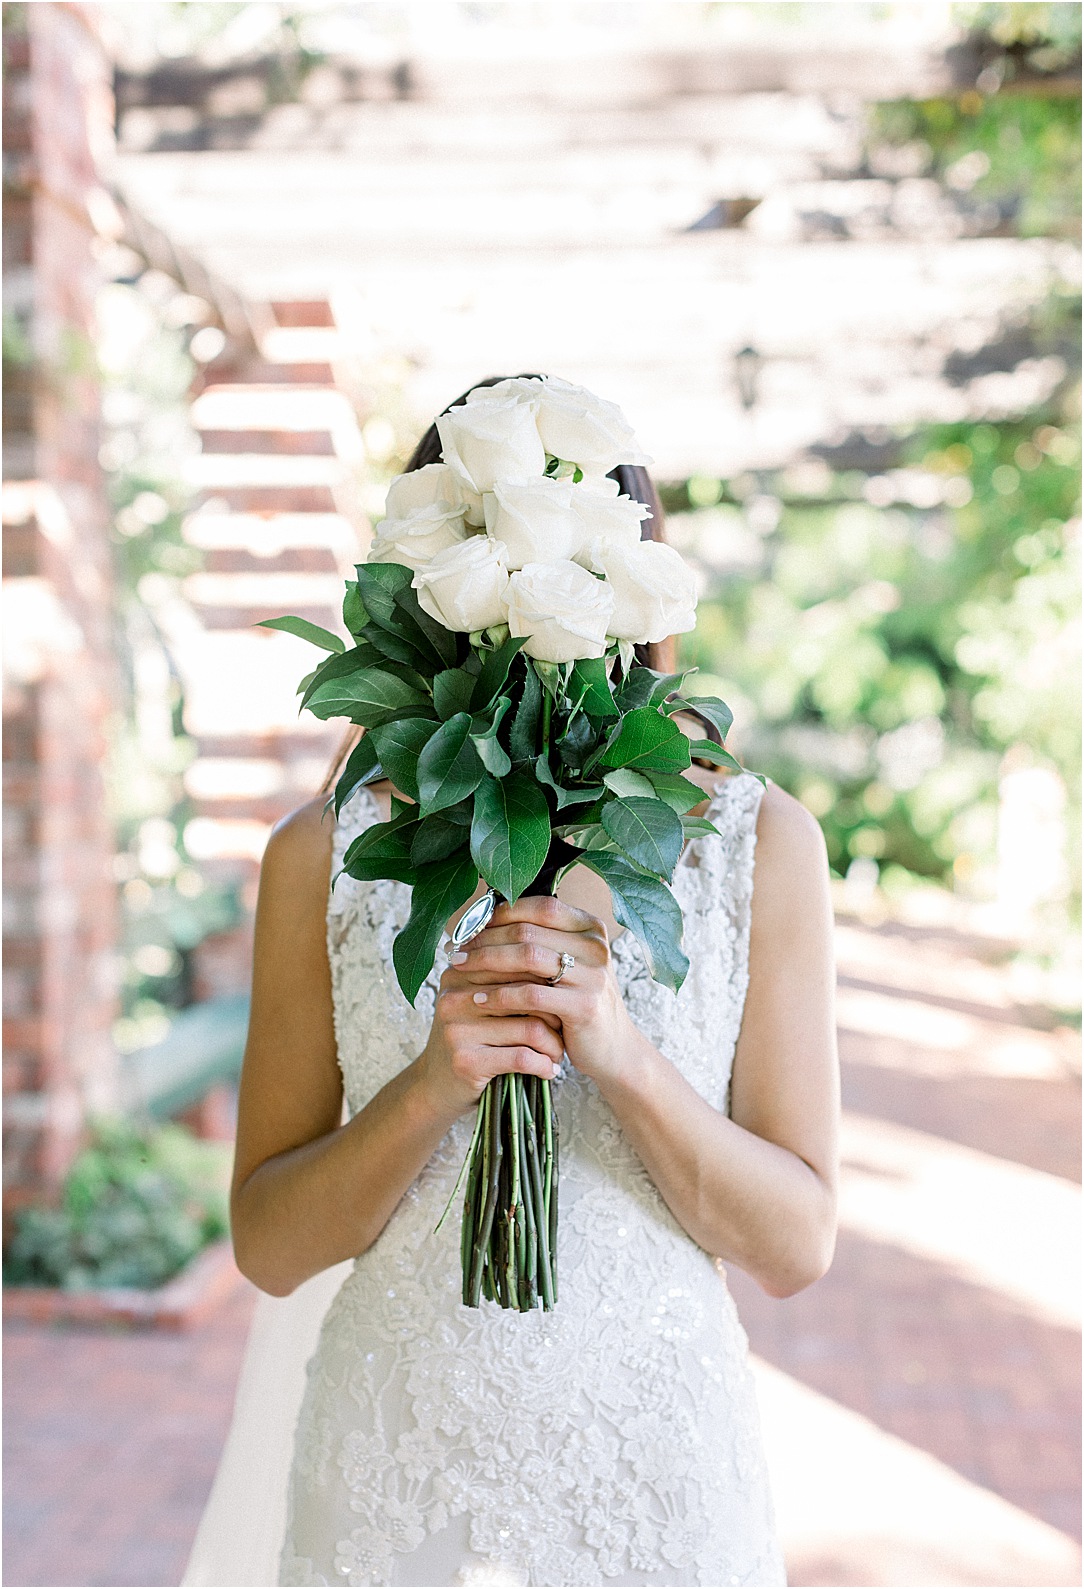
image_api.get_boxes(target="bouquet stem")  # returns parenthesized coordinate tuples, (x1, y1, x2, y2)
(459, 840, 574, 1310)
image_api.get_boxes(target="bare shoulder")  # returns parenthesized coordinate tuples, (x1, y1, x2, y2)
(260, 795, 335, 901)
(755, 780, 827, 868)
(751, 780, 832, 943)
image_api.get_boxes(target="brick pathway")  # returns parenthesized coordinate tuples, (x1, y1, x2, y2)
(4, 918, 1080, 1588)
(4, 1286, 257, 1589)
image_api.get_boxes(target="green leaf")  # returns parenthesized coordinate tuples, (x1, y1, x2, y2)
(394, 583, 459, 668)
(643, 771, 709, 814)
(555, 822, 621, 853)
(417, 713, 485, 816)
(508, 660, 541, 762)
(341, 808, 418, 885)
(354, 561, 413, 628)
(614, 665, 695, 712)
(679, 695, 734, 742)
(613, 667, 656, 712)
(681, 814, 721, 840)
(257, 614, 344, 653)
(334, 734, 382, 816)
(307, 667, 431, 728)
(355, 564, 450, 670)
(362, 621, 427, 667)
(342, 581, 367, 638)
(688, 739, 743, 772)
(368, 718, 437, 803)
(470, 696, 512, 777)
(470, 771, 552, 902)
(470, 635, 527, 712)
(569, 657, 619, 719)
(600, 796, 685, 881)
(536, 753, 605, 809)
(556, 711, 596, 772)
(602, 768, 656, 799)
(596, 708, 692, 774)
(410, 814, 470, 867)
(579, 851, 689, 993)
(393, 855, 479, 1006)
(299, 642, 387, 710)
(433, 668, 476, 721)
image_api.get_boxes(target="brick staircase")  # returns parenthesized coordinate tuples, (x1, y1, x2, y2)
(175, 299, 366, 996)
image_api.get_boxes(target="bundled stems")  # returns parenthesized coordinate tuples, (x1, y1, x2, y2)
(461, 1068, 559, 1311)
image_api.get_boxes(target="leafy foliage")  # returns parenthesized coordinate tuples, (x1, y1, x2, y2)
(280, 577, 744, 1001)
(4, 1121, 229, 1291)
(678, 412, 1080, 901)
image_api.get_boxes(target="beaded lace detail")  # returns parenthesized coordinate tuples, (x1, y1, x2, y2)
(280, 774, 785, 1588)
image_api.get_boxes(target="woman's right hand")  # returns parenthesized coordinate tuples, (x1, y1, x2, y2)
(415, 968, 565, 1119)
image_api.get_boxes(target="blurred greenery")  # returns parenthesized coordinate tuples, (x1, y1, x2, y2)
(4, 1120, 229, 1290)
(675, 409, 1080, 912)
(873, 5, 1080, 239)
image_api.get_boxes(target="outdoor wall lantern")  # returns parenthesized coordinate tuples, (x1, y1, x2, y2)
(734, 344, 762, 411)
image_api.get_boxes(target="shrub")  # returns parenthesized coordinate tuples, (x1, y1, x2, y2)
(4, 1119, 229, 1291)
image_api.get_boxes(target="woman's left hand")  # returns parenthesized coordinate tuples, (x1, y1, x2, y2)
(444, 896, 637, 1087)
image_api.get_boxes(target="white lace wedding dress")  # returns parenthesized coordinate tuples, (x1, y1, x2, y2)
(273, 772, 785, 1588)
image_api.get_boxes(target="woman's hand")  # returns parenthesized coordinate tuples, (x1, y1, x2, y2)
(439, 896, 640, 1089)
(416, 931, 567, 1119)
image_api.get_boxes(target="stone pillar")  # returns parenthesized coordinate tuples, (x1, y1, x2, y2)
(2, 2, 119, 1217)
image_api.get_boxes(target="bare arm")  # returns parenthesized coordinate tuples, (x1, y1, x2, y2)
(230, 798, 563, 1297)
(443, 783, 840, 1297)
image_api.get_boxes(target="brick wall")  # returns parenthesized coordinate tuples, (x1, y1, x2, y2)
(2, 3, 120, 1216)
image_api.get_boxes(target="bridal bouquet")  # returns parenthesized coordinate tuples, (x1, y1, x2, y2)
(264, 376, 744, 1312)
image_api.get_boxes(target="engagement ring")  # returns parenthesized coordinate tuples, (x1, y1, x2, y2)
(549, 952, 575, 985)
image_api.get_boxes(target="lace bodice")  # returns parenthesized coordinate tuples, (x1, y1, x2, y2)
(281, 773, 785, 1588)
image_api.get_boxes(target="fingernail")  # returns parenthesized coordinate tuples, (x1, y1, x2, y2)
(472, 992, 487, 1004)
(450, 952, 468, 965)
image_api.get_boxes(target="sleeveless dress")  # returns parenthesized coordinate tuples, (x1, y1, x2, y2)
(280, 773, 786, 1589)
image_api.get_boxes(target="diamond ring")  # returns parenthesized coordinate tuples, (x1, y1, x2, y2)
(549, 952, 575, 986)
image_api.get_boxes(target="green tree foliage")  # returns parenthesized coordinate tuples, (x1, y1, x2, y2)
(678, 411, 1080, 899)
(873, 6, 1080, 239)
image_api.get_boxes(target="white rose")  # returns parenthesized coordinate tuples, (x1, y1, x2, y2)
(464, 376, 652, 475)
(506, 561, 615, 663)
(383, 463, 456, 518)
(436, 395, 546, 495)
(368, 506, 469, 572)
(570, 480, 652, 556)
(412, 535, 510, 633)
(383, 460, 483, 529)
(536, 378, 653, 473)
(586, 537, 697, 644)
(482, 476, 581, 569)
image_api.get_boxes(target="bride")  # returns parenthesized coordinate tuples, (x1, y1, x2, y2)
(184, 382, 840, 1589)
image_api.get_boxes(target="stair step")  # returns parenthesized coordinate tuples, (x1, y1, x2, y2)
(198, 546, 343, 576)
(191, 387, 355, 429)
(183, 510, 359, 556)
(259, 326, 343, 363)
(198, 357, 335, 386)
(271, 300, 335, 327)
(197, 429, 336, 456)
(194, 730, 345, 762)
(196, 484, 339, 514)
(187, 454, 344, 489)
(178, 630, 342, 739)
(183, 571, 346, 611)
